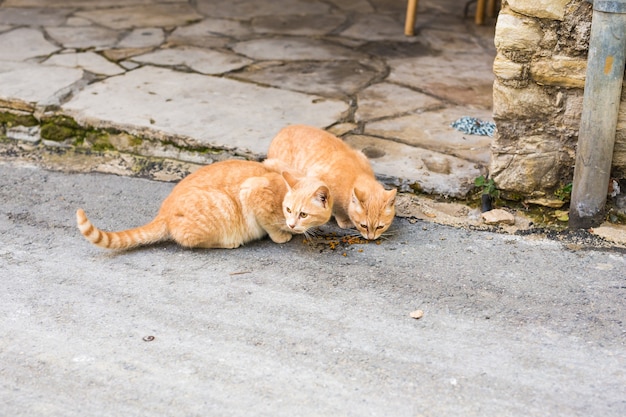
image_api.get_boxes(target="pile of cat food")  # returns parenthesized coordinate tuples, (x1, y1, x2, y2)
(304, 232, 381, 252)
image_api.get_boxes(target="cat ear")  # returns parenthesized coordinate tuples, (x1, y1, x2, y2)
(282, 171, 299, 189)
(314, 186, 331, 208)
(385, 189, 397, 207)
(352, 187, 367, 205)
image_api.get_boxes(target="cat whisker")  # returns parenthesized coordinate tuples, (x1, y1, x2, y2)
(302, 230, 316, 242)
(304, 228, 324, 238)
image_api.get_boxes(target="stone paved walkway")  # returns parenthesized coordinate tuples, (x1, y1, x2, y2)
(0, 0, 497, 197)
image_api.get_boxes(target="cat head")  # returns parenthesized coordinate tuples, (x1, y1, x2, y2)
(282, 171, 333, 234)
(348, 186, 397, 240)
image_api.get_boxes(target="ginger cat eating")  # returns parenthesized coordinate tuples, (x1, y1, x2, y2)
(265, 125, 396, 240)
(77, 160, 332, 250)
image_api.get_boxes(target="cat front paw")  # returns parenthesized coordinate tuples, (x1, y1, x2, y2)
(269, 230, 293, 244)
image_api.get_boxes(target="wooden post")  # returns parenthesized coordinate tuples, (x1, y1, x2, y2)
(569, 2, 626, 228)
(475, 0, 486, 24)
(404, 0, 419, 36)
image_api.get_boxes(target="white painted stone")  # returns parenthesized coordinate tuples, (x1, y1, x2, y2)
(43, 52, 124, 76)
(194, 0, 331, 19)
(0, 28, 59, 61)
(6, 125, 40, 143)
(132, 47, 252, 75)
(344, 134, 483, 197)
(61, 66, 348, 156)
(356, 83, 442, 122)
(45, 26, 119, 49)
(118, 28, 164, 49)
(364, 107, 493, 165)
(75, 4, 202, 30)
(232, 37, 366, 61)
(0, 62, 83, 107)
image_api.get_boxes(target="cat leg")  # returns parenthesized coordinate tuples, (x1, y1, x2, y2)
(241, 175, 292, 244)
(335, 214, 355, 229)
(267, 229, 293, 244)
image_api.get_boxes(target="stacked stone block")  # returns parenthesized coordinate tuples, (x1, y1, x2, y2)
(491, 0, 625, 199)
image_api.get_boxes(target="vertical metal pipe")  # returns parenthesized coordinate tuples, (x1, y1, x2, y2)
(569, 0, 626, 228)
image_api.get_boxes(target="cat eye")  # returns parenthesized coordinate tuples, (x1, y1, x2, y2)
(299, 212, 308, 218)
(376, 225, 384, 230)
(360, 224, 367, 230)
(286, 207, 292, 213)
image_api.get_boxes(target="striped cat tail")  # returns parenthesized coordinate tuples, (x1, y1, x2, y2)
(76, 208, 169, 250)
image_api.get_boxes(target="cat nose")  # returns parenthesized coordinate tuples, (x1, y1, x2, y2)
(288, 223, 296, 229)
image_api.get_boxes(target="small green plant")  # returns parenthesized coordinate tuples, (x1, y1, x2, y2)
(554, 183, 573, 201)
(475, 175, 499, 212)
(474, 175, 499, 198)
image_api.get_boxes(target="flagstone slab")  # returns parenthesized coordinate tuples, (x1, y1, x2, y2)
(0, 62, 83, 109)
(419, 28, 486, 53)
(340, 14, 418, 41)
(232, 61, 379, 99)
(45, 26, 120, 49)
(355, 82, 443, 122)
(0, 7, 71, 26)
(388, 52, 495, 109)
(118, 28, 164, 49)
(43, 52, 125, 76)
(251, 14, 346, 36)
(194, 0, 331, 19)
(232, 37, 367, 61)
(364, 108, 494, 165)
(74, 4, 202, 30)
(132, 47, 252, 75)
(3, 0, 185, 6)
(61, 66, 348, 156)
(326, 0, 374, 13)
(344, 134, 483, 197)
(0, 27, 59, 61)
(168, 19, 249, 48)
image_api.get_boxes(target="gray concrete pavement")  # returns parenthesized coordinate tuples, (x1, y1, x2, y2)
(0, 0, 495, 197)
(1, 160, 625, 416)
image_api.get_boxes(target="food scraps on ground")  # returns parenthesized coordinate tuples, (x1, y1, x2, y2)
(304, 232, 382, 250)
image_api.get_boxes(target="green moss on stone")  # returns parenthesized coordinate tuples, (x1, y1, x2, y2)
(0, 112, 38, 128)
(40, 116, 84, 142)
(85, 131, 115, 151)
(41, 124, 78, 141)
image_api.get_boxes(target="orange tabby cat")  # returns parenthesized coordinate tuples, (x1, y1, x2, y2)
(265, 125, 396, 240)
(77, 160, 332, 250)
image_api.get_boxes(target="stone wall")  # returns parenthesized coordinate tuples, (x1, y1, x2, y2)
(491, 0, 626, 199)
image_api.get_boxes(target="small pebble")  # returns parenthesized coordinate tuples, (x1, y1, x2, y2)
(410, 309, 424, 319)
